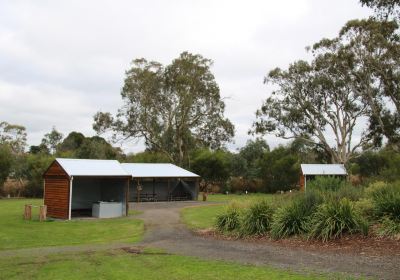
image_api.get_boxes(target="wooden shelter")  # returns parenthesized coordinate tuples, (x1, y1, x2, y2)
(43, 159, 130, 220)
(300, 164, 347, 191)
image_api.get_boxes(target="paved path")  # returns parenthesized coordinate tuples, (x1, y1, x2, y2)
(133, 201, 400, 279)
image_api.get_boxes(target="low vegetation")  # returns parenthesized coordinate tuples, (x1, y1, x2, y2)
(184, 178, 400, 241)
(0, 199, 144, 250)
(0, 248, 330, 280)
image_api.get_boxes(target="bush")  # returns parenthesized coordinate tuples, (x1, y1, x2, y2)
(307, 176, 344, 192)
(365, 181, 388, 197)
(369, 182, 400, 220)
(240, 200, 274, 236)
(354, 198, 375, 220)
(308, 198, 368, 241)
(271, 191, 323, 239)
(215, 205, 241, 232)
(378, 217, 400, 238)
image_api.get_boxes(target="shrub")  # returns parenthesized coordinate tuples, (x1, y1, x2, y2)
(354, 198, 375, 220)
(271, 191, 323, 239)
(308, 198, 368, 241)
(307, 176, 344, 192)
(369, 182, 400, 220)
(240, 200, 274, 236)
(378, 217, 400, 238)
(215, 205, 241, 232)
(365, 181, 388, 197)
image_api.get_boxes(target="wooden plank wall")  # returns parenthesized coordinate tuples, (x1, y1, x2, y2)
(44, 161, 70, 219)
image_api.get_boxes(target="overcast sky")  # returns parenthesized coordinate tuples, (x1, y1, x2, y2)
(0, 0, 372, 153)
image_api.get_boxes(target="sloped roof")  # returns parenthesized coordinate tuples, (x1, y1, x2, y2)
(55, 158, 129, 177)
(301, 164, 347, 176)
(121, 163, 200, 178)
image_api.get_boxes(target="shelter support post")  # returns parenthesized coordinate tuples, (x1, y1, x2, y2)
(195, 178, 199, 201)
(304, 175, 307, 193)
(126, 178, 130, 216)
(68, 176, 73, 220)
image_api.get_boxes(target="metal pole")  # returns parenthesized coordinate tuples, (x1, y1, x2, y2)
(68, 176, 73, 220)
(304, 175, 307, 193)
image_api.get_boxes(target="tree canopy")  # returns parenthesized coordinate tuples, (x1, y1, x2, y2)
(93, 52, 234, 167)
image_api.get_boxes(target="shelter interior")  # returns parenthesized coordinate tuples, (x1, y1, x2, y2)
(130, 178, 197, 202)
(71, 177, 129, 218)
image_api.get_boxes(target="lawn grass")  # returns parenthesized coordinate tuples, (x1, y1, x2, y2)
(0, 199, 144, 250)
(203, 193, 274, 203)
(185, 193, 276, 230)
(181, 205, 226, 230)
(0, 248, 327, 280)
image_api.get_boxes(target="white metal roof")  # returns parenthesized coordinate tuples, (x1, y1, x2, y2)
(56, 158, 129, 177)
(301, 164, 347, 176)
(121, 163, 200, 178)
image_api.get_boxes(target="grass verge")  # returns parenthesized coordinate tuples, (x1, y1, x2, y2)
(0, 199, 144, 250)
(0, 248, 328, 280)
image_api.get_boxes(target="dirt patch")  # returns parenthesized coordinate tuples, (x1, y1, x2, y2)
(121, 247, 143, 254)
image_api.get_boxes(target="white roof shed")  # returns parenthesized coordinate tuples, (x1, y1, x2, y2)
(121, 163, 200, 178)
(55, 158, 129, 177)
(301, 164, 347, 176)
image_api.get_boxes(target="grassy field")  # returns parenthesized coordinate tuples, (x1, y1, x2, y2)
(185, 193, 276, 230)
(204, 193, 274, 202)
(0, 199, 144, 250)
(0, 248, 326, 280)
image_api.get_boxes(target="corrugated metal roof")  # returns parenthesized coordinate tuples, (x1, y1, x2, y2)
(121, 163, 200, 178)
(56, 158, 129, 177)
(301, 164, 347, 175)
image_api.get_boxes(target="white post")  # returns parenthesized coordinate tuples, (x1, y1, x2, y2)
(68, 176, 73, 220)
(304, 175, 307, 192)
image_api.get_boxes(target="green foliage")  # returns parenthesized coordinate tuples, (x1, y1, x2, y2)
(41, 127, 63, 155)
(240, 200, 274, 236)
(369, 182, 400, 220)
(270, 191, 323, 239)
(56, 132, 123, 160)
(0, 121, 27, 154)
(0, 144, 13, 192)
(24, 153, 54, 197)
(307, 176, 343, 191)
(354, 198, 375, 220)
(378, 216, 400, 237)
(308, 198, 368, 241)
(259, 146, 299, 193)
(125, 151, 171, 163)
(191, 149, 231, 190)
(93, 52, 234, 167)
(236, 138, 269, 179)
(351, 151, 387, 177)
(215, 205, 241, 232)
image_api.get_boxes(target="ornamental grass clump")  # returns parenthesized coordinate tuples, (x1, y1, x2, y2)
(369, 182, 400, 220)
(215, 205, 241, 232)
(308, 198, 368, 241)
(240, 200, 274, 236)
(270, 191, 322, 239)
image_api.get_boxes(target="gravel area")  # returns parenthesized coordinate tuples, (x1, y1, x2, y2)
(133, 201, 400, 279)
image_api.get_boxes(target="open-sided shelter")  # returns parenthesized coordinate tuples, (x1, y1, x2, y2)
(121, 163, 200, 202)
(43, 158, 130, 220)
(300, 164, 347, 191)
(43, 159, 200, 219)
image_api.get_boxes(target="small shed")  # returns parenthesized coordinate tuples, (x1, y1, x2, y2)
(300, 164, 347, 191)
(43, 158, 130, 220)
(121, 163, 200, 202)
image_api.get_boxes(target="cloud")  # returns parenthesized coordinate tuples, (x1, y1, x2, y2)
(0, 0, 372, 152)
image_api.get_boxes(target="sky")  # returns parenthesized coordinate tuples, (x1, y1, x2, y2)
(0, 0, 373, 153)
